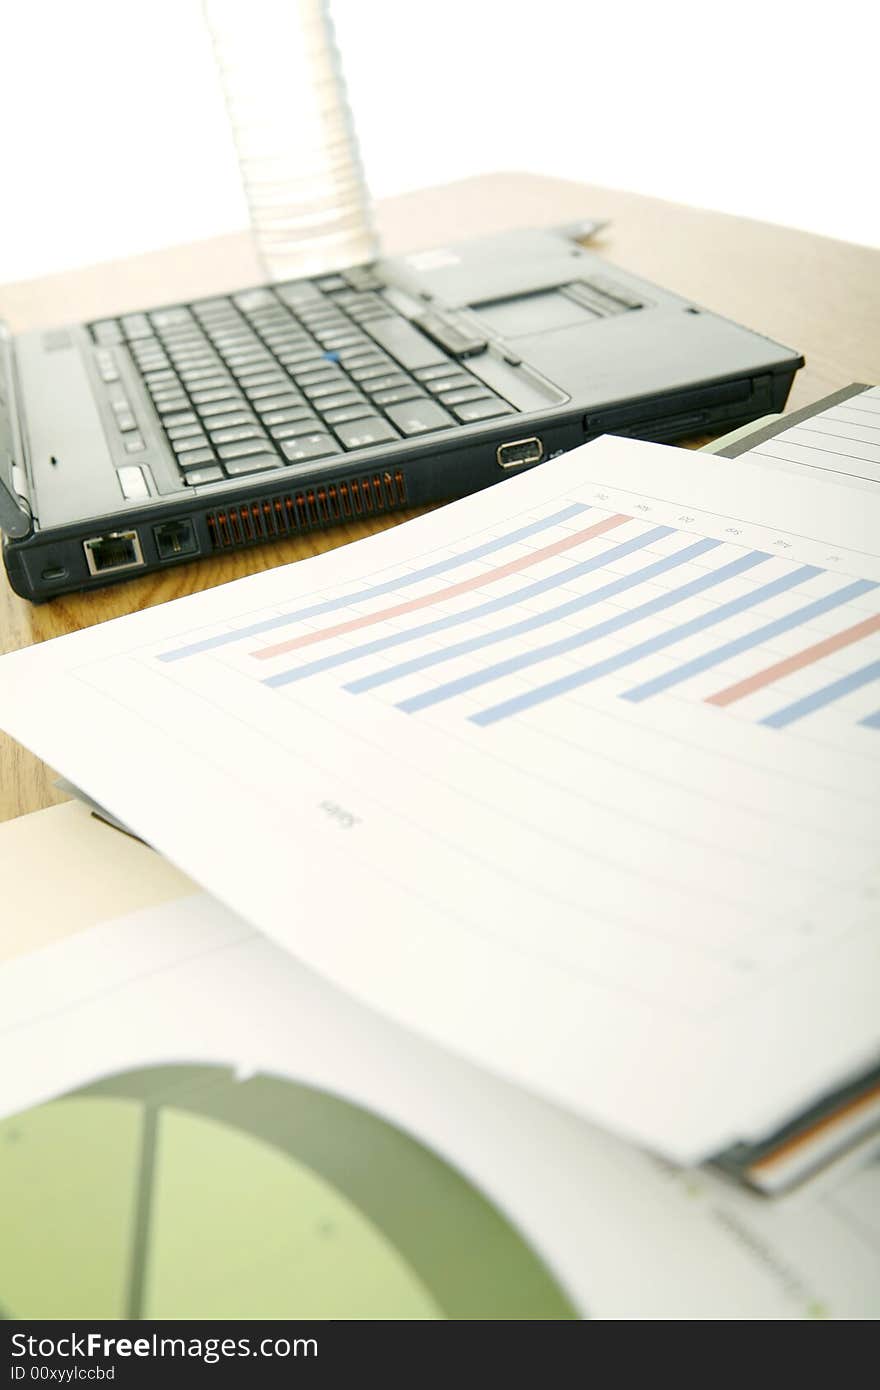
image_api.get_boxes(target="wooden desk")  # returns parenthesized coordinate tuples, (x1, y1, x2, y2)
(2, 172, 879, 821)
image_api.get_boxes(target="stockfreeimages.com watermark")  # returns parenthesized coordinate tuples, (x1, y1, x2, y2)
(11, 1332, 317, 1375)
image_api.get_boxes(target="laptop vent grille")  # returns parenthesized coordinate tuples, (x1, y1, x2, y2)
(204, 469, 408, 551)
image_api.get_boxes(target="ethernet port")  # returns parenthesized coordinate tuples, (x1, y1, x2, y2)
(83, 530, 145, 576)
(154, 518, 199, 561)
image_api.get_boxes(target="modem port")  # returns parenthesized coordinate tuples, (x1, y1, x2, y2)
(83, 530, 144, 576)
(154, 518, 198, 561)
(496, 437, 544, 470)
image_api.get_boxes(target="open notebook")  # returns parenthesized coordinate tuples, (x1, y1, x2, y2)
(0, 425, 878, 1165)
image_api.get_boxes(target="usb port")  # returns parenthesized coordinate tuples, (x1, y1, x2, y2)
(496, 437, 544, 470)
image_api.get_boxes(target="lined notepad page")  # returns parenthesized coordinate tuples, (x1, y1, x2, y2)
(741, 386, 880, 488)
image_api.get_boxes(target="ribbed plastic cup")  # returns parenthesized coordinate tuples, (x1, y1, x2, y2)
(204, 0, 379, 281)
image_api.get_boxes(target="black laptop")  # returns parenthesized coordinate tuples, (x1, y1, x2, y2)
(0, 225, 803, 601)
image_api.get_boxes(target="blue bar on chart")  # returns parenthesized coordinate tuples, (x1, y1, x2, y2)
(468, 561, 821, 726)
(761, 658, 880, 728)
(621, 578, 877, 703)
(343, 534, 718, 696)
(263, 524, 679, 689)
(399, 549, 776, 716)
(158, 502, 590, 663)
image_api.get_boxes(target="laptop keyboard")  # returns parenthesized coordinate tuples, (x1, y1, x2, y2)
(89, 273, 516, 486)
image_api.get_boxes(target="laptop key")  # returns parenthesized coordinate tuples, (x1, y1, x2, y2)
(245, 382, 300, 402)
(349, 304, 391, 322)
(160, 331, 207, 352)
(425, 374, 473, 394)
(344, 266, 383, 291)
(163, 410, 198, 428)
(280, 433, 342, 463)
(307, 391, 365, 412)
(269, 418, 321, 441)
(209, 424, 267, 445)
(150, 386, 189, 405)
(296, 368, 344, 388)
(363, 317, 448, 370)
(299, 307, 344, 325)
(117, 465, 149, 499)
(415, 311, 487, 358)
(199, 409, 256, 430)
(134, 349, 169, 367)
(261, 406, 315, 426)
(172, 435, 210, 455)
(183, 466, 224, 485)
(191, 388, 244, 406)
(224, 453, 283, 475)
(370, 386, 425, 407)
(236, 369, 288, 387)
(346, 354, 393, 376)
(255, 322, 303, 337)
(200, 400, 256, 422)
(322, 403, 375, 424)
(453, 397, 515, 421)
(177, 447, 217, 468)
(178, 373, 230, 390)
(414, 364, 458, 381)
(277, 349, 324, 368)
(193, 297, 235, 315)
(263, 335, 312, 354)
(280, 361, 328, 382)
(385, 399, 453, 435)
(224, 349, 274, 368)
(233, 288, 276, 311)
(155, 397, 191, 416)
(170, 352, 216, 370)
(217, 440, 276, 460)
(437, 386, 487, 406)
(179, 364, 232, 381)
(252, 393, 303, 412)
(93, 320, 123, 345)
(276, 281, 323, 308)
(334, 417, 400, 449)
(210, 331, 259, 350)
(315, 331, 367, 350)
(121, 314, 154, 340)
(150, 308, 193, 329)
(358, 373, 410, 393)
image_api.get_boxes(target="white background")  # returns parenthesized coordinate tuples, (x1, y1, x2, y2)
(0, 0, 876, 284)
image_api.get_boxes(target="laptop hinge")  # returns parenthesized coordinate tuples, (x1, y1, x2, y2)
(0, 322, 34, 539)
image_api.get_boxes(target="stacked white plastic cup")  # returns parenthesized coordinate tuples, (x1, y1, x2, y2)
(204, 0, 379, 281)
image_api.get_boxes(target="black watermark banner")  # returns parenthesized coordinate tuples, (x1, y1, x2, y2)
(6, 1324, 313, 1384)
(2, 1320, 575, 1382)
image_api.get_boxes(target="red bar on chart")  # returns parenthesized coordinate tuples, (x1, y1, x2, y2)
(252, 513, 631, 660)
(706, 612, 880, 707)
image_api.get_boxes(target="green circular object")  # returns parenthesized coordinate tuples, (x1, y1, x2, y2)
(0, 1063, 578, 1320)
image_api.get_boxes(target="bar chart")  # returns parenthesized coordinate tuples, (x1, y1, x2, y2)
(159, 498, 880, 742)
(5, 435, 879, 1160)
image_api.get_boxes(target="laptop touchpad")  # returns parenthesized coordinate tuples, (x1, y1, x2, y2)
(474, 290, 597, 339)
